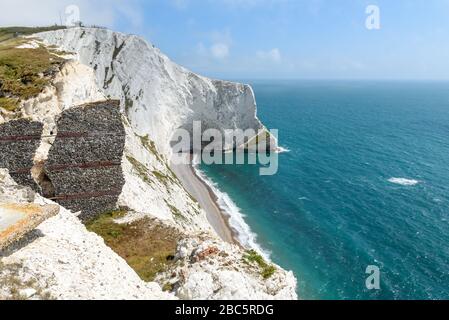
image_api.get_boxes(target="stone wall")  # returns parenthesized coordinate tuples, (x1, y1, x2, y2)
(0, 119, 43, 190)
(45, 100, 126, 221)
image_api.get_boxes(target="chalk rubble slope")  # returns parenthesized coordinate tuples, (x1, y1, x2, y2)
(0, 169, 176, 300)
(157, 236, 298, 300)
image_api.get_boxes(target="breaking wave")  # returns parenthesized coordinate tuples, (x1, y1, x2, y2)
(388, 177, 420, 186)
(192, 158, 271, 259)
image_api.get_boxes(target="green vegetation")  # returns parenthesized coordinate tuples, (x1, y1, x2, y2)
(165, 200, 186, 221)
(261, 265, 276, 279)
(122, 84, 133, 114)
(0, 26, 66, 43)
(127, 152, 183, 193)
(138, 134, 200, 206)
(86, 212, 181, 282)
(139, 135, 163, 162)
(153, 170, 173, 189)
(243, 250, 276, 279)
(0, 97, 19, 111)
(136, 135, 183, 190)
(126, 155, 154, 185)
(0, 26, 66, 111)
(85, 210, 128, 240)
(162, 282, 174, 292)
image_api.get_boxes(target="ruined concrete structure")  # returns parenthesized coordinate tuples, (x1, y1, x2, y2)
(45, 100, 126, 221)
(0, 119, 43, 191)
(0, 203, 60, 251)
(0, 100, 126, 222)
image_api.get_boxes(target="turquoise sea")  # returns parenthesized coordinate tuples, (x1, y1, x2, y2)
(199, 81, 449, 300)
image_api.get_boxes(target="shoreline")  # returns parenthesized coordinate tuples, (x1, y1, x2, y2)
(171, 155, 240, 246)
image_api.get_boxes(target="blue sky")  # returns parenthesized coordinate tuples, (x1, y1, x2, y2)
(3, 0, 449, 80)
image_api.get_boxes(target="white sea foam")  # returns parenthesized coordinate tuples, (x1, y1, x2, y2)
(192, 159, 271, 260)
(388, 177, 419, 186)
(277, 146, 291, 153)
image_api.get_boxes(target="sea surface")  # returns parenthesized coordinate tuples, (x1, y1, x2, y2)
(198, 80, 449, 300)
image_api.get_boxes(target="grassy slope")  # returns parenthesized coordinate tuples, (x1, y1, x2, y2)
(0, 26, 66, 43)
(86, 211, 182, 283)
(0, 26, 66, 111)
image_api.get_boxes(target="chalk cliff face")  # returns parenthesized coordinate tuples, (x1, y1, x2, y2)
(0, 27, 296, 300)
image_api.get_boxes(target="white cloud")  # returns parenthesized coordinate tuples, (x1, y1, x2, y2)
(170, 0, 189, 10)
(209, 29, 232, 46)
(116, 3, 144, 29)
(195, 29, 232, 60)
(211, 43, 230, 59)
(171, 0, 284, 10)
(196, 42, 230, 60)
(196, 42, 208, 55)
(222, 0, 288, 8)
(0, 0, 143, 29)
(257, 48, 282, 63)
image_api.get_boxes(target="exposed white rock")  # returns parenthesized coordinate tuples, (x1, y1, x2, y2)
(36, 27, 275, 156)
(16, 40, 40, 49)
(118, 117, 211, 232)
(0, 170, 35, 204)
(157, 236, 298, 300)
(0, 169, 176, 300)
(19, 288, 37, 298)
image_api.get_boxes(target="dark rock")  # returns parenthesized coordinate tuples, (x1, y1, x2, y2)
(45, 100, 126, 221)
(0, 119, 43, 190)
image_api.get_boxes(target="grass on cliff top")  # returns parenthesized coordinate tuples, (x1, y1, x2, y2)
(243, 250, 276, 279)
(0, 26, 66, 112)
(0, 26, 66, 43)
(85, 210, 182, 282)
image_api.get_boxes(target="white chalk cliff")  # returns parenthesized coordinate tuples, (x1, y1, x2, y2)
(0, 27, 296, 300)
(37, 27, 273, 155)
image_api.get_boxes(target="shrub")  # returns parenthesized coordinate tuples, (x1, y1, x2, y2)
(243, 250, 276, 279)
